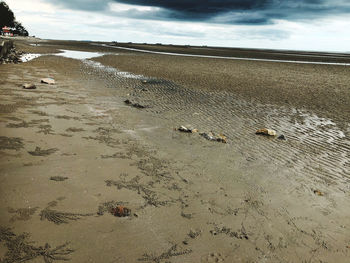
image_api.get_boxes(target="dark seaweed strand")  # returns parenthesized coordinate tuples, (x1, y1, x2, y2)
(138, 244, 192, 263)
(40, 208, 94, 225)
(0, 227, 74, 263)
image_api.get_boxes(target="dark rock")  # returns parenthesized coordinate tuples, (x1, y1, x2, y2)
(277, 134, 286, 140)
(124, 99, 147, 109)
(177, 126, 198, 133)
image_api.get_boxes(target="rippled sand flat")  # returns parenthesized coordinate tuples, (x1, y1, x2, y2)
(0, 39, 349, 262)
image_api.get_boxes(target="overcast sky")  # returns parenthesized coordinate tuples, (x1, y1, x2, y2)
(5, 0, 350, 52)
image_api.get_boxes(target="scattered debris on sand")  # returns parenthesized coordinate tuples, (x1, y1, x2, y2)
(210, 224, 249, 240)
(0, 136, 24, 150)
(255, 128, 277, 136)
(22, 83, 36, 89)
(124, 99, 147, 109)
(50, 176, 69, 182)
(0, 227, 74, 262)
(28, 147, 58, 156)
(41, 78, 55, 85)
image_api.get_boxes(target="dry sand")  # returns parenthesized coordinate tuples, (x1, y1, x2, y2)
(0, 39, 349, 262)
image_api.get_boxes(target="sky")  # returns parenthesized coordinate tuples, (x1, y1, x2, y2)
(5, 0, 350, 52)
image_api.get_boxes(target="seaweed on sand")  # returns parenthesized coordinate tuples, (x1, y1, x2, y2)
(0, 227, 74, 263)
(0, 136, 24, 151)
(37, 124, 54, 135)
(40, 207, 93, 225)
(7, 207, 38, 222)
(28, 147, 58, 156)
(6, 121, 29, 128)
(105, 177, 170, 208)
(49, 176, 68, 182)
(138, 244, 192, 263)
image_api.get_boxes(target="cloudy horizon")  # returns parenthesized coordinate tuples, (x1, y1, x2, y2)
(5, 0, 350, 52)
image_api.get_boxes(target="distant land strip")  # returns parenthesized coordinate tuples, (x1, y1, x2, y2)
(95, 43, 350, 66)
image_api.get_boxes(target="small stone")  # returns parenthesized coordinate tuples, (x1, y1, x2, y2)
(41, 78, 55, 85)
(256, 128, 277, 136)
(182, 240, 189, 245)
(22, 83, 36, 89)
(313, 189, 324, 196)
(178, 126, 193, 133)
(277, 134, 286, 140)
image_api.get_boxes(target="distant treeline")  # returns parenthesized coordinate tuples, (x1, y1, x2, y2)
(0, 1, 28, 36)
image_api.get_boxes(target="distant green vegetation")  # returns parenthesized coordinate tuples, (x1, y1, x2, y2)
(0, 1, 28, 36)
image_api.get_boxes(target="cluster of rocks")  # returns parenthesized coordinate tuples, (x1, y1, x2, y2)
(177, 126, 286, 143)
(177, 125, 228, 143)
(0, 41, 23, 64)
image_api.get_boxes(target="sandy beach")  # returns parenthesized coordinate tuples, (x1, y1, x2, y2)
(0, 38, 349, 262)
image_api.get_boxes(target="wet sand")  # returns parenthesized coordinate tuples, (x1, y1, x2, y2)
(0, 38, 349, 262)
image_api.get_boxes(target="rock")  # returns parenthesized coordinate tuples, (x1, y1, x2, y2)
(313, 189, 324, 196)
(216, 134, 227, 143)
(22, 83, 36, 89)
(277, 134, 286, 140)
(110, 205, 131, 217)
(177, 126, 198, 133)
(124, 99, 147, 109)
(41, 78, 55, 85)
(255, 128, 277, 136)
(200, 132, 227, 143)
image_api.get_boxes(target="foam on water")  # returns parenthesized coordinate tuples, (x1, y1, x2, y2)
(83, 59, 144, 79)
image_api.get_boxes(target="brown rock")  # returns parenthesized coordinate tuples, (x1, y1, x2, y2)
(22, 83, 36, 89)
(255, 128, 277, 136)
(313, 189, 324, 196)
(110, 205, 131, 217)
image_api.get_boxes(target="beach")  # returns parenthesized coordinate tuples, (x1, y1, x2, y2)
(0, 38, 349, 262)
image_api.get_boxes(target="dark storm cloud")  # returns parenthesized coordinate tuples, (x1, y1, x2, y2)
(115, 0, 350, 24)
(46, 0, 350, 24)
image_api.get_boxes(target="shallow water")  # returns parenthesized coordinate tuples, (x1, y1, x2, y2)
(20, 53, 41, 62)
(20, 49, 105, 63)
(55, 50, 104, 60)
